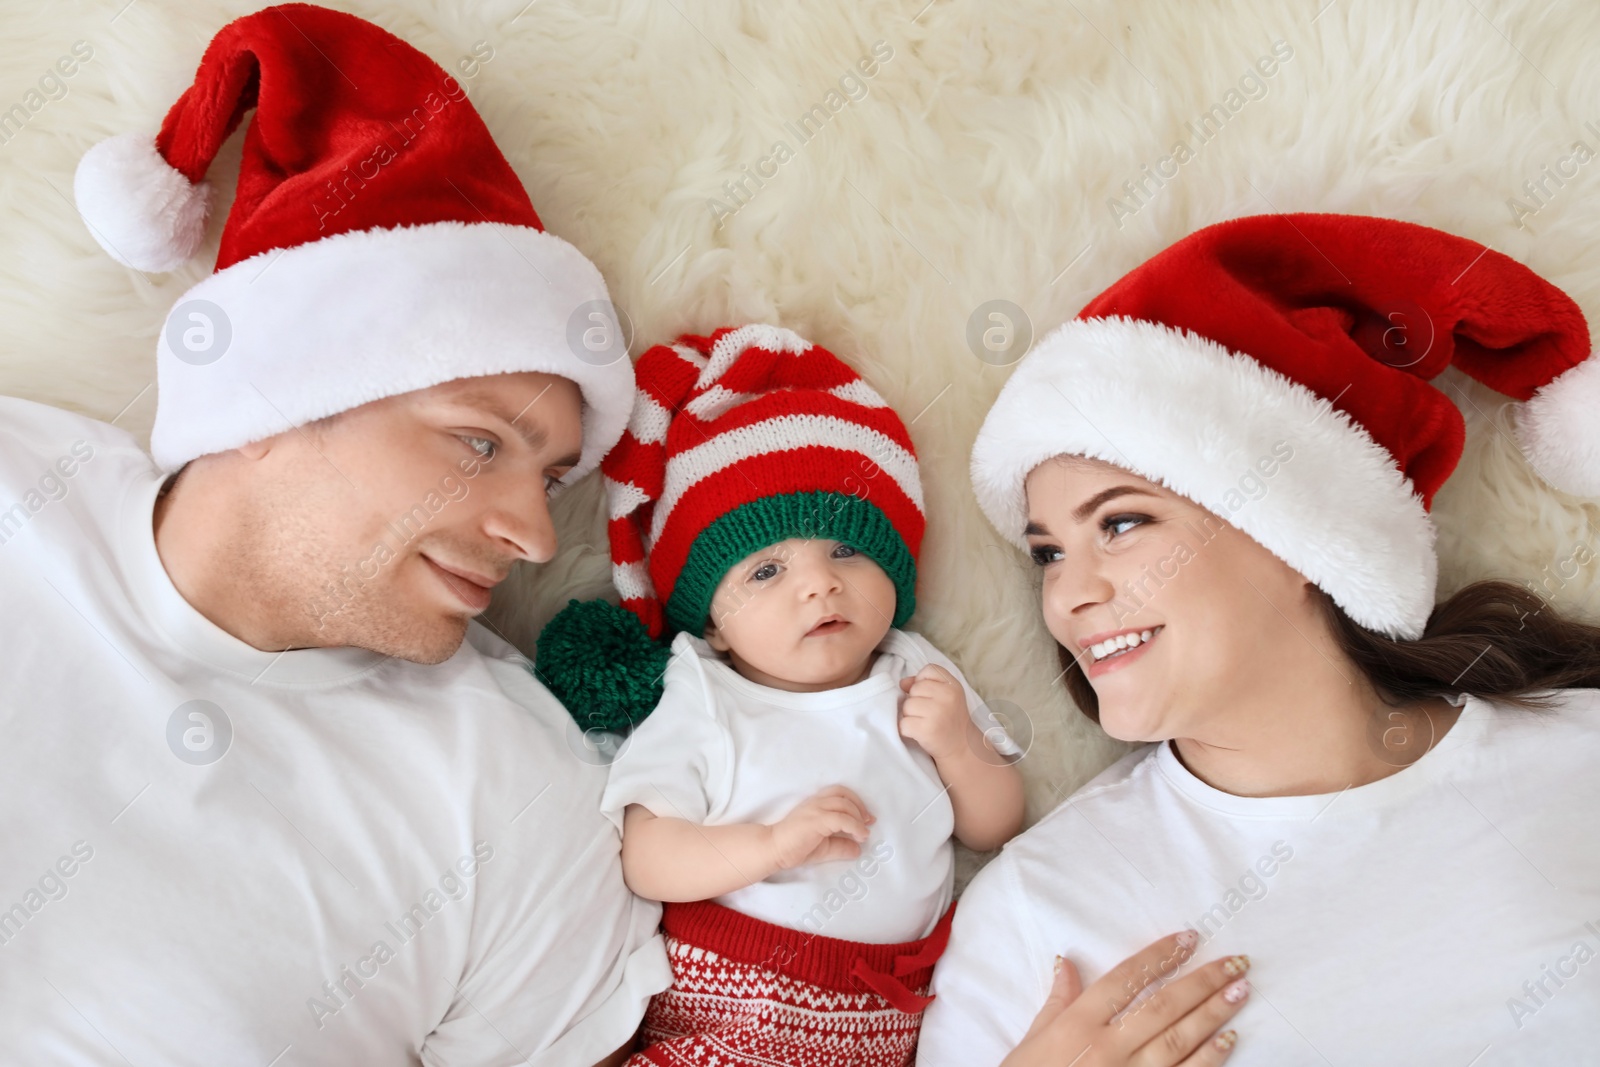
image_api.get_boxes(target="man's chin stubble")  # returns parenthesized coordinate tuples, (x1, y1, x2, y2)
(305, 602, 470, 665)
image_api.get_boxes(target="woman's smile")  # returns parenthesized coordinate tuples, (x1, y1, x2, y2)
(1085, 625, 1163, 678)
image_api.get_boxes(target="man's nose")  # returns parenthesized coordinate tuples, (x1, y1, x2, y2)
(481, 488, 559, 564)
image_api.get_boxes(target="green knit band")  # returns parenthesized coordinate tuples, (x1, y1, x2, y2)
(664, 491, 917, 638)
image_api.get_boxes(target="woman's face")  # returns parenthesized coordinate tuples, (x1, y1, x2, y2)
(1022, 455, 1322, 744)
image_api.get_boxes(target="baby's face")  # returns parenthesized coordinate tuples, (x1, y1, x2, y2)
(703, 538, 897, 693)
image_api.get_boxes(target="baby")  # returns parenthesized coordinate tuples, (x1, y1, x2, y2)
(538, 324, 1024, 1067)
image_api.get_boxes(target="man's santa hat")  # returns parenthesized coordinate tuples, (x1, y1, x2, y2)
(73, 2, 632, 480)
(536, 324, 926, 731)
(971, 213, 1600, 640)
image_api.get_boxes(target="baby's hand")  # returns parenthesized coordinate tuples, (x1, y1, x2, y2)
(767, 785, 875, 871)
(898, 664, 970, 761)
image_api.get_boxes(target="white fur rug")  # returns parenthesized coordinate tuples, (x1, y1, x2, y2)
(6, 0, 1600, 874)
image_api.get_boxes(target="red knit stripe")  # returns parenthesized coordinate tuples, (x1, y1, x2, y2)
(650, 419, 923, 546)
(648, 446, 925, 597)
(701, 343, 863, 397)
(603, 438, 666, 493)
(676, 331, 720, 356)
(658, 899, 954, 994)
(664, 392, 917, 459)
(633, 343, 707, 417)
(608, 516, 647, 565)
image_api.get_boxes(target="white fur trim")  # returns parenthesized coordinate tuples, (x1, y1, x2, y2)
(970, 317, 1439, 639)
(1516, 354, 1600, 499)
(149, 220, 631, 485)
(74, 132, 212, 273)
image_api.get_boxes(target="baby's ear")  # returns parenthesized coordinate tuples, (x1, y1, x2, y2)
(703, 616, 730, 653)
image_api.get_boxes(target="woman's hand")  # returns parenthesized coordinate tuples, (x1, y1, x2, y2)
(1000, 932, 1250, 1066)
(767, 784, 875, 870)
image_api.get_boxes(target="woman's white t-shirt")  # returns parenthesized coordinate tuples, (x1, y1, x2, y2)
(918, 689, 1600, 1066)
(601, 629, 1019, 944)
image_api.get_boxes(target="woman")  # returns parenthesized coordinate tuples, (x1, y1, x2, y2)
(917, 213, 1600, 1065)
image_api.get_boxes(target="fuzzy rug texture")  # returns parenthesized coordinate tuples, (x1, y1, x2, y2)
(5, 0, 1600, 882)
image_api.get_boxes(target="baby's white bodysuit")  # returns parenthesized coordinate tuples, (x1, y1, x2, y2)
(600, 628, 1019, 944)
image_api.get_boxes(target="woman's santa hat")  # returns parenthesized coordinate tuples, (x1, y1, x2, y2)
(536, 324, 926, 731)
(73, 2, 633, 480)
(971, 213, 1599, 640)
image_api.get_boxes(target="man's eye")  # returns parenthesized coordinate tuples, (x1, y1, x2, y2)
(460, 435, 496, 460)
(1028, 544, 1062, 567)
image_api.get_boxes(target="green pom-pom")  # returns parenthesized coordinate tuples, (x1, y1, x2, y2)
(534, 598, 671, 734)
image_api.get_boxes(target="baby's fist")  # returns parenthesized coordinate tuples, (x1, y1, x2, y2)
(898, 664, 970, 761)
(768, 785, 874, 871)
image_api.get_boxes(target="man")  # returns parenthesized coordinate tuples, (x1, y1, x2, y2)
(0, 6, 667, 1064)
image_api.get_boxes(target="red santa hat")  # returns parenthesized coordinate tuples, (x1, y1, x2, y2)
(72, 2, 633, 480)
(971, 213, 1600, 640)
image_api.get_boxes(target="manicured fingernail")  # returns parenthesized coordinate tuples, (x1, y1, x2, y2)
(1213, 1029, 1238, 1051)
(1222, 954, 1250, 977)
(1175, 929, 1198, 952)
(1053, 954, 1065, 976)
(1223, 978, 1250, 1004)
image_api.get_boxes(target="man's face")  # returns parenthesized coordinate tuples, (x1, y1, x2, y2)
(232, 371, 584, 664)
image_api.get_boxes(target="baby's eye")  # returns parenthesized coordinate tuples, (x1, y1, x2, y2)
(460, 435, 497, 461)
(832, 544, 859, 559)
(752, 562, 779, 582)
(1028, 544, 1062, 567)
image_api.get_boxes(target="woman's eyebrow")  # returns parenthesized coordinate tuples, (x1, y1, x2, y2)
(1024, 486, 1156, 535)
(1072, 486, 1157, 522)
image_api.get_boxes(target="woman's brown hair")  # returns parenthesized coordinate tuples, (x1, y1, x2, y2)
(1061, 578, 1600, 723)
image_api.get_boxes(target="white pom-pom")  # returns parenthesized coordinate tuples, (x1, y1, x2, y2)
(73, 132, 212, 273)
(1517, 354, 1600, 499)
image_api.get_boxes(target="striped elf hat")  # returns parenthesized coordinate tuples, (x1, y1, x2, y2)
(536, 324, 926, 732)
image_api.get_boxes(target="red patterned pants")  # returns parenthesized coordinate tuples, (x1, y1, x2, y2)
(626, 899, 955, 1067)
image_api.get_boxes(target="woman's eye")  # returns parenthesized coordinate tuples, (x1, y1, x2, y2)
(544, 473, 561, 495)
(1028, 544, 1062, 567)
(1102, 513, 1148, 537)
(832, 543, 858, 558)
(460, 435, 497, 460)
(752, 562, 779, 582)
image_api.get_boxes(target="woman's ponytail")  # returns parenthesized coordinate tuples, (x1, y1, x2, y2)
(1318, 579, 1600, 711)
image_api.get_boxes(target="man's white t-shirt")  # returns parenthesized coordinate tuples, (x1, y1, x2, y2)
(918, 689, 1600, 1066)
(601, 629, 1019, 945)
(0, 397, 671, 1066)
